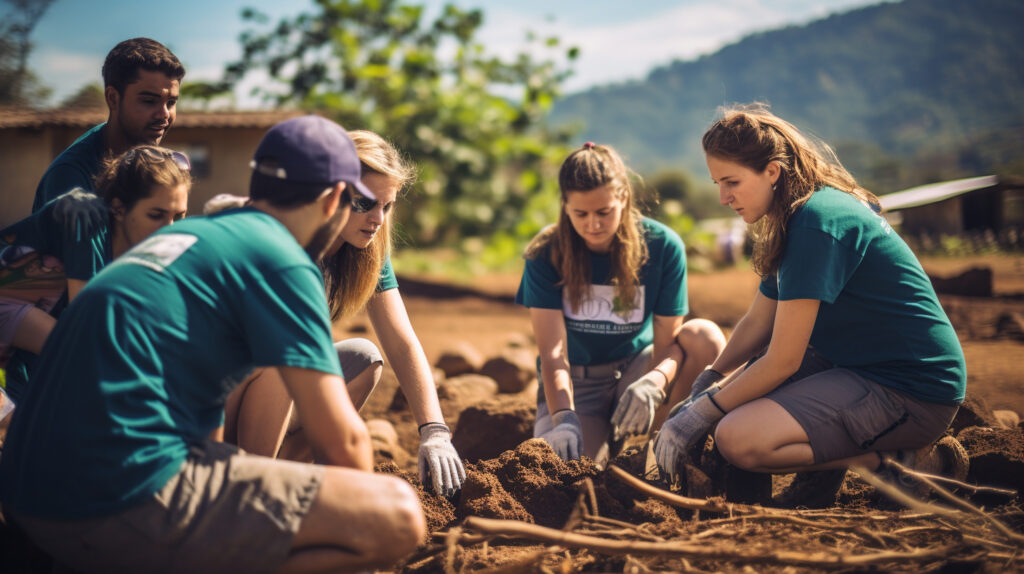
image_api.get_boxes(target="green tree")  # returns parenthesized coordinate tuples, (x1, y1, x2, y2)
(213, 0, 578, 249)
(0, 0, 55, 105)
(60, 82, 105, 108)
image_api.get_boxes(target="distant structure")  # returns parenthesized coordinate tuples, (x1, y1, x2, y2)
(880, 175, 1024, 237)
(0, 107, 304, 227)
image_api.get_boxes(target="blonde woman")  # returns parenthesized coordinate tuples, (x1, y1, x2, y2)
(655, 106, 966, 488)
(224, 131, 465, 497)
(516, 142, 726, 463)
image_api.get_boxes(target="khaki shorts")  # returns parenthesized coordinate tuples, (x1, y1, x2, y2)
(765, 349, 959, 464)
(11, 440, 324, 574)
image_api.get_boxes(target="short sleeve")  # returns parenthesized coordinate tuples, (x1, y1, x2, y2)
(238, 265, 341, 375)
(652, 228, 688, 317)
(515, 254, 563, 309)
(759, 275, 779, 299)
(777, 227, 862, 303)
(375, 255, 398, 292)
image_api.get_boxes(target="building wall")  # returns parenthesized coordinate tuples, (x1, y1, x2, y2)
(0, 128, 55, 227)
(898, 199, 963, 236)
(162, 127, 266, 216)
(0, 125, 267, 228)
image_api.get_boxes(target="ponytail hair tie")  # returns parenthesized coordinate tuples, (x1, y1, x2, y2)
(583, 141, 595, 149)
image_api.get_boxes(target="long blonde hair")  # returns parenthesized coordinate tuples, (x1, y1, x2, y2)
(525, 143, 648, 314)
(321, 131, 414, 321)
(701, 104, 878, 277)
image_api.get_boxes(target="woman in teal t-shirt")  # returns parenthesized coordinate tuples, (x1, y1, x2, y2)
(517, 142, 725, 464)
(0, 146, 190, 404)
(655, 105, 966, 490)
(221, 131, 466, 498)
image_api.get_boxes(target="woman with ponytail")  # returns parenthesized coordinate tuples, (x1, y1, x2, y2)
(516, 142, 726, 463)
(655, 105, 966, 490)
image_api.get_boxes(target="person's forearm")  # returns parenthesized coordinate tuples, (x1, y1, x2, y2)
(541, 360, 574, 413)
(713, 349, 799, 412)
(388, 338, 445, 425)
(711, 313, 771, 375)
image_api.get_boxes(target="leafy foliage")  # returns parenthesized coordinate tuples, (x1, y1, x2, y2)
(551, 0, 1024, 194)
(0, 0, 55, 105)
(209, 0, 579, 248)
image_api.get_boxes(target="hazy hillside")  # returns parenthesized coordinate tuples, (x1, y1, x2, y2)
(550, 0, 1024, 185)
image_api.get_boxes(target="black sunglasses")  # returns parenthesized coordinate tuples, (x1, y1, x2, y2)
(350, 194, 379, 214)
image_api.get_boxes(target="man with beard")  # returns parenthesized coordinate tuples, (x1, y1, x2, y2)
(32, 38, 185, 212)
(0, 116, 426, 574)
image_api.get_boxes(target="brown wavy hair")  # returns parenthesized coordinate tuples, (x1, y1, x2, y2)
(93, 144, 192, 212)
(701, 104, 879, 277)
(321, 131, 414, 321)
(525, 143, 648, 314)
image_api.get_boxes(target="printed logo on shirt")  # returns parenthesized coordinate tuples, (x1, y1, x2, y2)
(563, 284, 644, 334)
(113, 233, 198, 272)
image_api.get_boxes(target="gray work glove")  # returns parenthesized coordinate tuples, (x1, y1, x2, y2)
(52, 187, 106, 241)
(655, 390, 727, 481)
(538, 409, 583, 461)
(418, 423, 466, 498)
(687, 368, 725, 401)
(610, 371, 666, 440)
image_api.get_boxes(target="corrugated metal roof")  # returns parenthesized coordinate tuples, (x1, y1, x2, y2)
(0, 107, 306, 129)
(878, 175, 1000, 212)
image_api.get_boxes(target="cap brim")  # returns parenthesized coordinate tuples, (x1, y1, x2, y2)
(351, 179, 376, 200)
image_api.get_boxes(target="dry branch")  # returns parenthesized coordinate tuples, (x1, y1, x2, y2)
(461, 516, 963, 568)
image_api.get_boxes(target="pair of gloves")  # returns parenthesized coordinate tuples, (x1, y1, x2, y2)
(418, 423, 466, 498)
(539, 367, 726, 463)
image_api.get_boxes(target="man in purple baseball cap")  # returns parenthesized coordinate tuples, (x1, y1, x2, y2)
(0, 115, 425, 573)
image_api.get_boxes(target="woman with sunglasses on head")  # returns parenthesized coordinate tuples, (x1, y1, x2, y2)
(655, 105, 966, 489)
(222, 131, 465, 498)
(516, 142, 727, 464)
(0, 145, 190, 405)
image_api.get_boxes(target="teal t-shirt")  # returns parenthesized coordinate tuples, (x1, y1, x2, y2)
(759, 187, 965, 404)
(376, 255, 398, 292)
(0, 197, 112, 401)
(0, 208, 341, 519)
(516, 218, 688, 366)
(32, 123, 107, 213)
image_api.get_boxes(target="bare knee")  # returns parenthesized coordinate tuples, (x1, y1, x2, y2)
(677, 319, 726, 367)
(383, 475, 428, 555)
(714, 415, 760, 470)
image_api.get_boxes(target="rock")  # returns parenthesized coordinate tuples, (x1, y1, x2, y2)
(993, 409, 1020, 429)
(929, 266, 993, 297)
(367, 419, 409, 466)
(434, 342, 485, 378)
(451, 397, 536, 462)
(479, 348, 536, 393)
(436, 374, 499, 420)
(950, 393, 1000, 434)
(957, 426, 1024, 496)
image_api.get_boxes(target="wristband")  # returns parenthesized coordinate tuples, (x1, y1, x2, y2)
(551, 408, 574, 416)
(708, 393, 728, 415)
(652, 368, 670, 387)
(418, 421, 450, 434)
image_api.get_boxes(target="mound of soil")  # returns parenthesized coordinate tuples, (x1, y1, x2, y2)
(450, 397, 535, 463)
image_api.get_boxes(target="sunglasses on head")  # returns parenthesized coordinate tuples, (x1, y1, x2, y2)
(125, 147, 191, 172)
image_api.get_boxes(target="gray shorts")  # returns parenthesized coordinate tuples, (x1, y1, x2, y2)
(10, 440, 324, 574)
(766, 349, 959, 464)
(535, 345, 653, 457)
(334, 337, 383, 381)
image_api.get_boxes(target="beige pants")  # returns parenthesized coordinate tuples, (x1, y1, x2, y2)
(11, 440, 324, 574)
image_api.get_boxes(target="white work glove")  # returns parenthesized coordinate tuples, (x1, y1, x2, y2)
(610, 371, 666, 440)
(52, 187, 106, 241)
(538, 409, 583, 461)
(203, 193, 249, 215)
(655, 390, 727, 482)
(418, 423, 466, 498)
(687, 368, 725, 402)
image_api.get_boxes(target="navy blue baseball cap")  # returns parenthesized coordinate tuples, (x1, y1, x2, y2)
(252, 115, 375, 200)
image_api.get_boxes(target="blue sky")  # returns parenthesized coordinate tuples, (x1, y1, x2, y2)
(19, 0, 887, 107)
